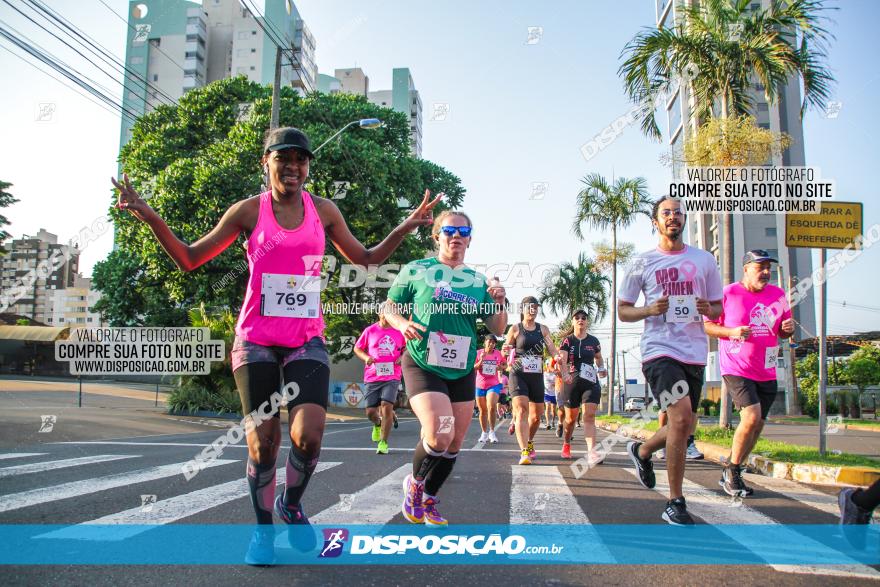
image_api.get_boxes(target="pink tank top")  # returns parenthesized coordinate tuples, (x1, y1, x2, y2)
(234, 190, 326, 348)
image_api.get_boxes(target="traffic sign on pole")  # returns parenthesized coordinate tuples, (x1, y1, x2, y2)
(785, 201, 863, 249)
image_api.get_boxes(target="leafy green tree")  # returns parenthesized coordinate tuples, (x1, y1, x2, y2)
(0, 180, 19, 255)
(96, 77, 464, 359)
(572, 173, 652, 415)
(539, 253, 610, 328)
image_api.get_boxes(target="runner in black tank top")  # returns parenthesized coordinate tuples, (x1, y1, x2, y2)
(558, 309, 607, 465)
(502, 296, 563, 465)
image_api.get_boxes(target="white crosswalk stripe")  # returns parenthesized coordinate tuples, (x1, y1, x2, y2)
(510, 465, 616, 563)
(0, 453, 46, 460)
(35, 462, 343, 541)
(624, 467, 880, 580)
(0, 459, 237, 513)
(744, 472, 880, 523)
(311, 464, 410, 525)
(0, 455, 137, 478)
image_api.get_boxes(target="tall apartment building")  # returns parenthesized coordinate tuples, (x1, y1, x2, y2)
(319, 67, 423, 158)
(47, 275, 107, 328)
(655, 0, 817, 340)
(119, 0, 317, 149)
(0, 229, 78, 324)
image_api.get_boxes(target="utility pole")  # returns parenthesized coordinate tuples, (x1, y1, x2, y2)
(270, 46, 282, 129)
(787, 274, 800, 415)
(621, 350, 628, 404)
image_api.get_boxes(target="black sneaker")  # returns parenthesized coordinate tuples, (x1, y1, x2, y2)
(393, 414, 399, 429)
(662, 497, 695, 526)
(838, 488, 873, 525)
(720, 465, 748, 497)
(626, 441, 656, 489)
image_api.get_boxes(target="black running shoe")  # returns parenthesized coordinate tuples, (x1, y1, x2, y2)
(626, 441, 655, 489)
(393, 414, 399, 429)
(662, 497, 695, 526)
(720, 465, 751, 497)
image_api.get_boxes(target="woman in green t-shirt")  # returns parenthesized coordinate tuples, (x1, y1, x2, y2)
(384, 210, 507, 526)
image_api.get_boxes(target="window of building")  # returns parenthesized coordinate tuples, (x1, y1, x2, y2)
(251, 48, 256, 53)
(765, 227, 777, 237)
(250, 66, 255, 70)
(758, 122, 770, 129)
(758, 102, 769, 112)
(152, 74, 158, 82)
(252, 30, 257, 35)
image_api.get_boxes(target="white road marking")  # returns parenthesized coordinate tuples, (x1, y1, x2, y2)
(744, 472, 880, 523)
(0, 455, 137, 478)
(0, 459, 237, 513)
(0, 453, 46, 460)
(311, 464, 410, 525)
(35, 462, 342, 541)
(624, 467, 880, 580)
(509, 465, 615, 563)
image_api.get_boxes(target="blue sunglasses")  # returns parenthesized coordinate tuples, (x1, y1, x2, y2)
(440, 225, 472, 237)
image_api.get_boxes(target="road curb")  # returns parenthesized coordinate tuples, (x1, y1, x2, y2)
(597, 421, 880, 487)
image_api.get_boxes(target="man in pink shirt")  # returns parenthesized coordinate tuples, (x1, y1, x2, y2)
(705, 249, 794, 497)
(354, 314, 406, 454)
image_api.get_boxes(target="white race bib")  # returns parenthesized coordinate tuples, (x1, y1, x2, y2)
(665, 295, 699, 324)
(260, 273, 321, 318)
(764, 346, 779, 370)
(481, 361, 497, 376)
(426, 332, 470, 370)
(375, 362, 394, 377)
(521, 356, 542, 374)
(579, 363, 597, 383)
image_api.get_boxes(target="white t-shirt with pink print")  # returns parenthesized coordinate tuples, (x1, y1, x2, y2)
(618, 245, 723, 366)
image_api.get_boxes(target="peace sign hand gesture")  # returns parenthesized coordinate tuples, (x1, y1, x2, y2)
(111, 173, 159, 224)
(401, 189, 443, 233)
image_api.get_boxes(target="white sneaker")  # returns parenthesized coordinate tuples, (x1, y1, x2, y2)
(478, 432, 489, 443)
(587, 450, 605, 468)
(488, 430, 498, 444)
(686, 441, 704, 460)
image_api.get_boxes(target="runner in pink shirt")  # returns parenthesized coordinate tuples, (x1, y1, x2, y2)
(354, 314, 406, 454)
(112, 127, 441, 565)
(705, 249, 794, 497)
(474, 335, 506, 444)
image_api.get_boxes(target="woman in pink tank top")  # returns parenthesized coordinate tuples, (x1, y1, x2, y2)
(112, 127, 442, 564)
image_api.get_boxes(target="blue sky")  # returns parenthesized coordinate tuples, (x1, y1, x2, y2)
(0, 0, 877, 380)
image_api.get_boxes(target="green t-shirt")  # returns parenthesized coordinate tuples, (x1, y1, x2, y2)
(387, 257, 500, 380)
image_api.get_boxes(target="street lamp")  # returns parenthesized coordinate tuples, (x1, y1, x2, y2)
(314, 118, 384, 154)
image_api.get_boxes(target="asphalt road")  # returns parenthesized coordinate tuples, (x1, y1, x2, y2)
(1, 386, 878, 586)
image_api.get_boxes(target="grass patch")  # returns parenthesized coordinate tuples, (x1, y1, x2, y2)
(696, 426, 880, 470)
(596, 415, 880, 469)
(596, 414, 660, 432)
(769, 416, 880, 430)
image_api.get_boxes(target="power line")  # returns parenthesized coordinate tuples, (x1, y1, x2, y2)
(23, 0, 178, 106)
(0, 43, 130, 122)
(2, 0, 176, 109)
(0, 21, 139, 123)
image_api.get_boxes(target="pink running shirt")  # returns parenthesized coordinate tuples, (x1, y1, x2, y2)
(234, 190, 326, 348)
(475, 349, 504, 389)
(355, 323, 405, 383)
(709, 282, 791, 381)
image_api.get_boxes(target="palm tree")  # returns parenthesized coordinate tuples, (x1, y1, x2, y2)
(572, 174, 652, 415)
(539, 252, 610, 325)
(619, 0, 834, 425)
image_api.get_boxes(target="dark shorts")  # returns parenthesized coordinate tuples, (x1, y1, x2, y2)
(724, 375, 778, 419)
(510, 371, 545, 403)
(401, 352, 476, 404)
(231, 336, 330, 415)
(562, 378, 601, 408)
(642, 357, 704, 413)
(364, 380, 399, 408)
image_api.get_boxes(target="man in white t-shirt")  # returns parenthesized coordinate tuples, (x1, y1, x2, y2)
(618, 196, 723, 525)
